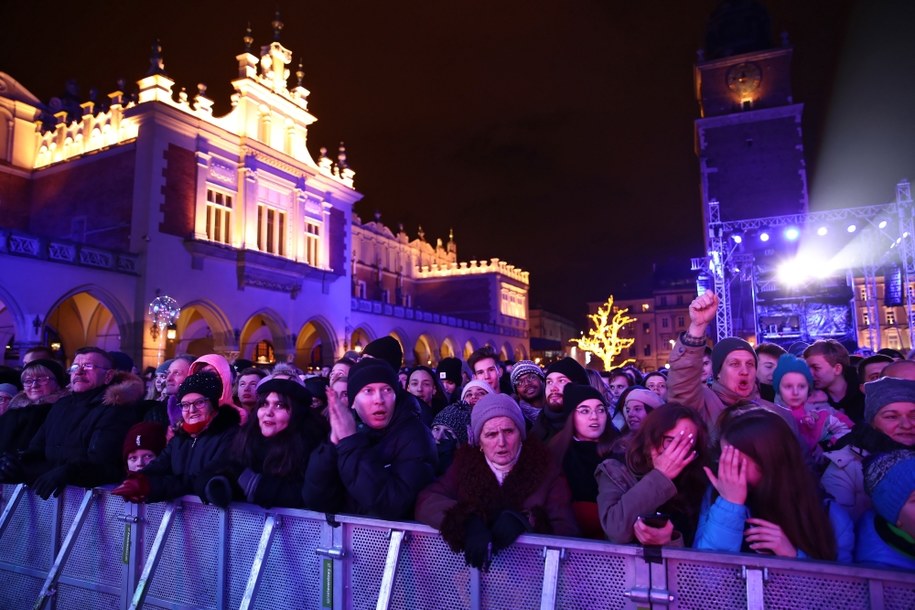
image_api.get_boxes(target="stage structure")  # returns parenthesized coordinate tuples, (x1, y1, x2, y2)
(693, 179, 915, 349)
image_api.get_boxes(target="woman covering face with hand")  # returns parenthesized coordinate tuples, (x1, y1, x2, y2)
(694, 410, 853, 562)
(596, 404, 708, 546)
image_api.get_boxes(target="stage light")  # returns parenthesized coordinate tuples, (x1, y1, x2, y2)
(847, 224, 857, 233)
(777, 260, 806, 286)
(905, 232, 910, 239)
(784, 227, 800, 241)
(817, 226, 828, 236)
(879, 220, 888, 229)
(731, 234, 743, 244)
(760, 232, 770, 242)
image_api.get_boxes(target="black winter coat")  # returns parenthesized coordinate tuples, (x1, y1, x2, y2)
(143, 407, 240, 502)
(25, 373, 143, 487)
(302, 393, 437, 520)
(0, 389, 67, 455)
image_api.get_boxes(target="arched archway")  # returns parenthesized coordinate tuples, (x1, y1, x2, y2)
(463, 339, 478, 361)
(44, 288, 129, 363)
(500, 342, 513, 362)
(350, 326, 374, 353)
(440, 337, 456, 359)
(240, 309, 288, 365)
(514, 343, 529, 361)
(295, 317, 336, 371)
(413, 334, 438, 367)
(0, 286, 26, 366)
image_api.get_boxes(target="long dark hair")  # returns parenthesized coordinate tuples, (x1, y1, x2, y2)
(625, 403, 709, 520)
(231, 388, 328, 477)
(719, 410, 837, 560)
(548, 398, 619, 463)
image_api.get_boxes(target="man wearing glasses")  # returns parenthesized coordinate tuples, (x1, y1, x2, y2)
(0, 347, 143, 499)
(509, 360, 546, 426)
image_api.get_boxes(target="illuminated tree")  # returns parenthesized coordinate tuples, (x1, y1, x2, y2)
(572, 295, 636, 370)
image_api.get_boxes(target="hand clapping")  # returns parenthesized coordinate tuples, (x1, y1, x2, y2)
(326, 384, 357, 445)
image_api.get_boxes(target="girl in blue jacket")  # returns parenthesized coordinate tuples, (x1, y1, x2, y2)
(694, 409, 853, 562)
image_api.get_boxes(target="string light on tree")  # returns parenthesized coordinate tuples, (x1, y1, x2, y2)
(571, 295, 636, 370)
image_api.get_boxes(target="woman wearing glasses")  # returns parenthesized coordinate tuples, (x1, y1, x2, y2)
(0, 359, 68, 455)
(546, 383, 619, 538)
(113, 372, 240, 503)
(596, 403, 709, 546)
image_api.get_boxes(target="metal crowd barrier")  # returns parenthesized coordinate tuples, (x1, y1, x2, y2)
(1, 483, 913, 610)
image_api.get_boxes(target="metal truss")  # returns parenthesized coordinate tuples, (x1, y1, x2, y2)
(699, 180, 914, 344)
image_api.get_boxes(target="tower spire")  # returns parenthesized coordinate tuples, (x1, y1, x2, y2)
(272, 9, 284, 42)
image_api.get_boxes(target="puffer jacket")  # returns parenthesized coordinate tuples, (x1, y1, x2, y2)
(302, 392, 437, 520)
(25, 372, 143, 487)
(0, 388, 68, 455)
(143, 406, 240, 502)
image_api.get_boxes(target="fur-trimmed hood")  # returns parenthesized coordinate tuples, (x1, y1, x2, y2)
(103, 371, 146, 407)
(8, 388, 69, 410)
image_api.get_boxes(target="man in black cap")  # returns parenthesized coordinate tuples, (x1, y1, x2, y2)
(435, 357, 464, 403)
(668, 291, 796, 433)
(361, 336, 403, 371)
(530, 357, 589, 441)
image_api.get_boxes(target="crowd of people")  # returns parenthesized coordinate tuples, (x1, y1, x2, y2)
(0, 291, 913, 572)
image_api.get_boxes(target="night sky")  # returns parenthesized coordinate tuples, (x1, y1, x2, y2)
(4, 1, 914, 324)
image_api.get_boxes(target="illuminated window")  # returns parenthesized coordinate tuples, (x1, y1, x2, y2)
(643, 323, 651, 335)
(641, 303, 650, 312)
(887, 310, 896, 325)
(500, 285, 525, 319)
(205, 188, 233, 245)
(862, 311, 870, 326)
(860, 286, 868, 301)
(254, 340, 275, 364)
(304, 219, 322, 267)
(257, 204, 286, 256)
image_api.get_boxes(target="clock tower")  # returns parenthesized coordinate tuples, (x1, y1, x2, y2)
(694, 0, 808, 228)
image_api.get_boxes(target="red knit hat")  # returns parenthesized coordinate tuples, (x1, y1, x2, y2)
(122, 421, 167, 460)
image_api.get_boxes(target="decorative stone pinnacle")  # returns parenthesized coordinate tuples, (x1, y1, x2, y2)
(337, 142, 348, 169)
(296, 59, 304, 86)
(272, 10, 283, 42)
(147, 38, 166, 76)
(243, 23, 254, 52)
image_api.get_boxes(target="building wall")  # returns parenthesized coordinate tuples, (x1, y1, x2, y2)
(0, 35, 529, 369)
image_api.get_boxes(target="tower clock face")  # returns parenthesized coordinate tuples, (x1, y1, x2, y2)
(726, 62, 762, 96)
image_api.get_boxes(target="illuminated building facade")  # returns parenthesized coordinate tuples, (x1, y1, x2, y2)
(0, 25, 528, 369)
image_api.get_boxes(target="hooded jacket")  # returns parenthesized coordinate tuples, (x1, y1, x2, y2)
(301, 391, 436, 520)
(25, 371, 144, 487)
(142, 406, 241, 502)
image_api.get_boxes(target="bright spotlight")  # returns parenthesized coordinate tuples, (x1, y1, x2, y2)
(847, 224, 857, 233)
(731, 234, 743, 244)
(777, 260, 807, 286)
(784, 227, 800, 241)
(760, 232, 770, 242)
(879, 220, 888, 229)
(817, 226, 828, 236)
(905, 232, 910, 239)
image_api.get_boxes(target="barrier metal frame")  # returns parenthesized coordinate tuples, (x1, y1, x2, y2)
(1, 484, 913, 610)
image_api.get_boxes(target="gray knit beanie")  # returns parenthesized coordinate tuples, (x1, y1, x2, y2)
(470, 393, 527, 444)
(863, 376, 915, 424)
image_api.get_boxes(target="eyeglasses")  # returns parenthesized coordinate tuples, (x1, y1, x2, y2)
(68, 363, 109, 374)
(515, 374, 542, 386)
(179, 398, 211, 411)
(576, 406, 608, 417)
(22, 376, 52, 387)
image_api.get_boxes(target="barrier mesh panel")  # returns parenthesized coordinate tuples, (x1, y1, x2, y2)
(765, 570, 869, 609)
(349, 525, 389, 609)
(60, 490, 124, 587)
(886, 582, 915, 610)
(146, 501, 221, 609)
(141, 501, 167, 561)
(225, 507, 263, 607)
(390, 530, 470, 609)
(0, 485, 55, 570)
(671, 560, 746, 610)
(55, 582, 121, 609)
(254, 514, 323, 610)
(0, 570, 43, 609)
(556, 549, 629, 610)
(481, 544, 543, 609)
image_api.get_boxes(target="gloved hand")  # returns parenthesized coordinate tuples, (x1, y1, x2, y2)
(31, 464, 72, 500)
(0, 452, 24, 482)
(112, 473, 151, 503)
(203, 475, 233, 507)
(490, 510, 530, 552)
(237, 468, 261, 503)
(463, 515, 492, 570)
